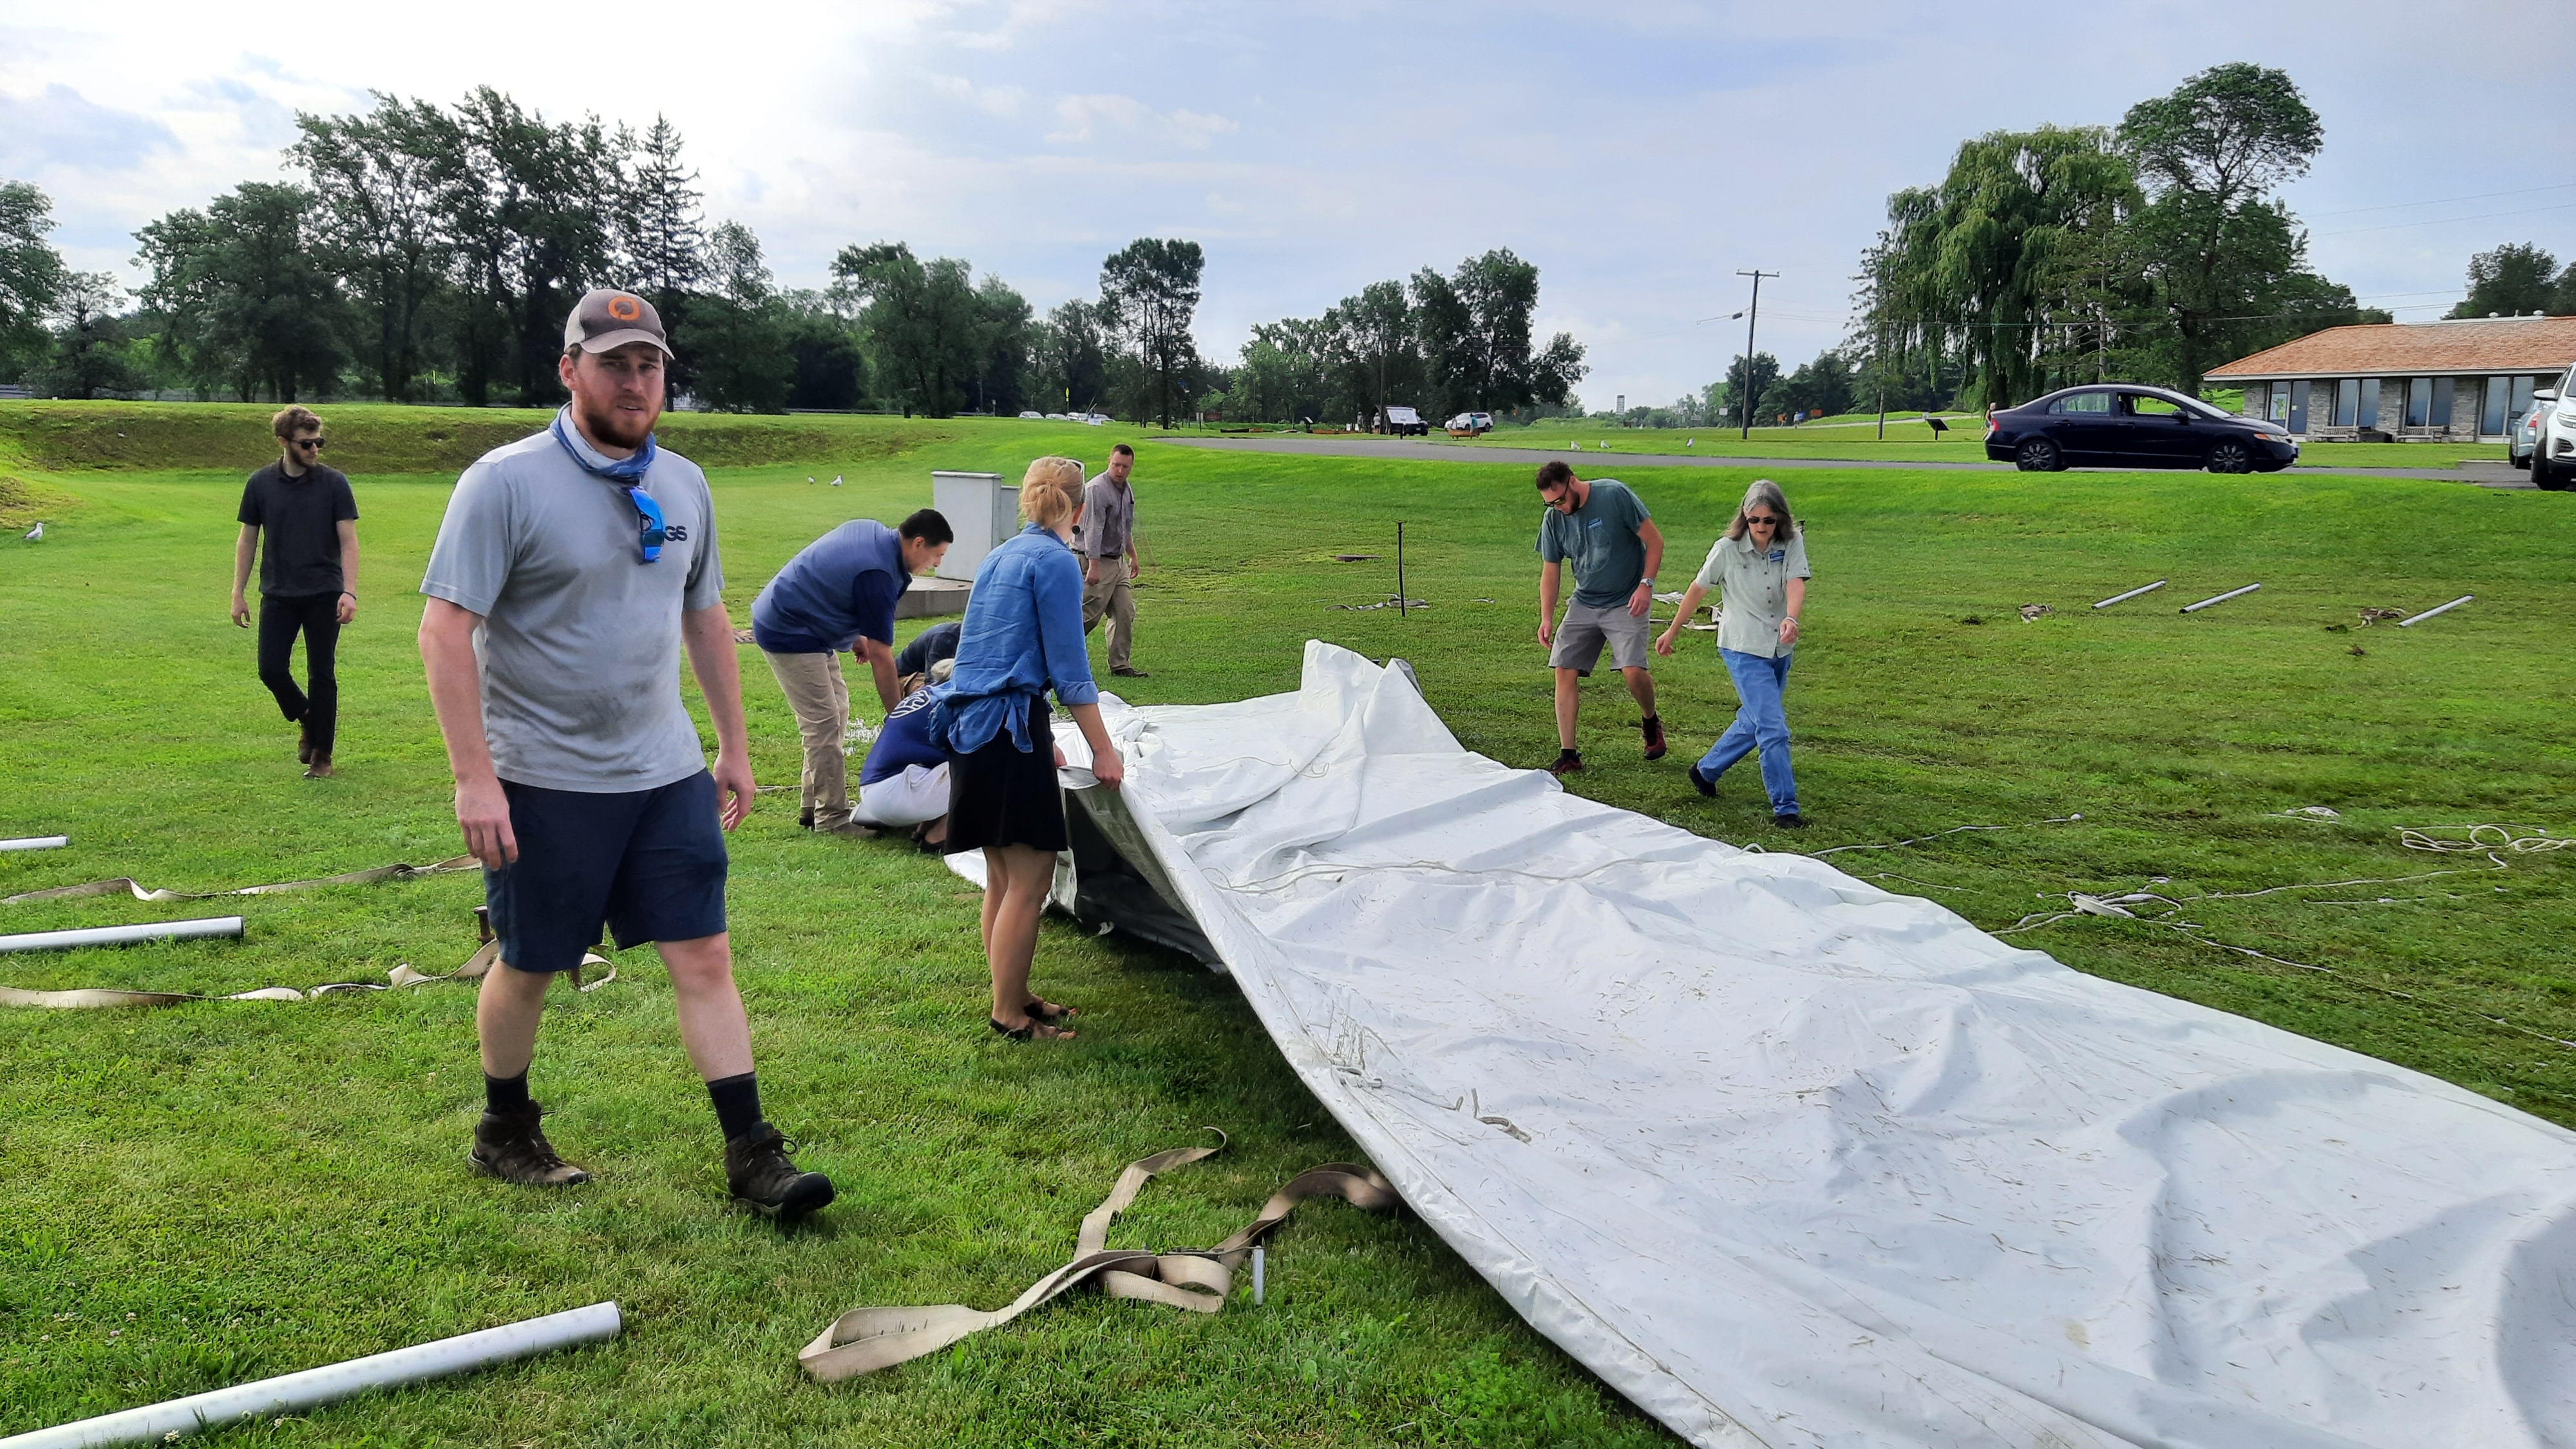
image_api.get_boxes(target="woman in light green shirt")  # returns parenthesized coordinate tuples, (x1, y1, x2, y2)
(1653, 479, 1810, 828)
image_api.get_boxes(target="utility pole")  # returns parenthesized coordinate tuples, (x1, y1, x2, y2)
(1736, 269, 1777, 441)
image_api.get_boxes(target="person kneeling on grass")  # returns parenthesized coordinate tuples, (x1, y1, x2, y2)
(1653, 478, 1810, 829)
(851, 672, 952, 852)
(934, 457, 1126, 1043)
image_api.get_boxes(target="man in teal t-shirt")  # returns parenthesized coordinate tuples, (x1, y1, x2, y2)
(1534, 460, 1665, 775)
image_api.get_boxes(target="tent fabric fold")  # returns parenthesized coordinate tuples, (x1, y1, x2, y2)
(953, 642, 2576, 1449)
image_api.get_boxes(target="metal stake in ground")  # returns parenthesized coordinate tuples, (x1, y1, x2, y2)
(1397, 522, 1406, 619)
(2092, 580, 2166, 609)
(2180, 583, 2260, 614)
(0, 835, 68, 852)
(2398, 595, 2474, 627)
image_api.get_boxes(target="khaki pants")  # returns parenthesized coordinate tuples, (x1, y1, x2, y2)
(763, 649, 851, 828)
(1083, 564, 1136, 670)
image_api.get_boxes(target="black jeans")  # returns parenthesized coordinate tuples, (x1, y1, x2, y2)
(258, 592, 341, 757)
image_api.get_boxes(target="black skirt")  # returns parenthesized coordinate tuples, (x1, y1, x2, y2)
(944, 697, 1068, 855)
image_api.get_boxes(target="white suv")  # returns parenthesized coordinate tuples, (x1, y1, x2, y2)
(2535, 365, 2576, 492)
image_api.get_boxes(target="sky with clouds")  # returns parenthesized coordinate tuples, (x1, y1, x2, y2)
(3, 0, 2566, 409)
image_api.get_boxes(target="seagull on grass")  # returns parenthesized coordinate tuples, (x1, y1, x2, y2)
(830, 473, 843, 487)
(22, 522, 41, 542)
(806, 475, 815, 484)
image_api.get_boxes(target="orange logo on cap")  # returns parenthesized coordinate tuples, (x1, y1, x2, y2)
(607, 294, 642, 322)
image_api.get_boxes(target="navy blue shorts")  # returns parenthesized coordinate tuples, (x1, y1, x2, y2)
(485, 771, 729, 973)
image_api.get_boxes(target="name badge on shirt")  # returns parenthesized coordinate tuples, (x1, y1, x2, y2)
(1768, 549, 1785, 562)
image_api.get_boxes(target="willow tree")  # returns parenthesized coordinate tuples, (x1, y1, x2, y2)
(1859, 126, 2136, 411)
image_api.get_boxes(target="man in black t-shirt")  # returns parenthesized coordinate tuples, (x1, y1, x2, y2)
(231, 406, 360, 777)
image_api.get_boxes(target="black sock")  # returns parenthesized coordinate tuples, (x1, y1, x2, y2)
(706, 1072, 763, 1142)
(1642, 714, 1659, 726)
(1558, 746, 1581, 761)
(485, 1070, 531, 1115)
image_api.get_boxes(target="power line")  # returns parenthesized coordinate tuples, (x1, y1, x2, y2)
(2318, 201, 2576, 238)
(2308, 181, 2576, 218)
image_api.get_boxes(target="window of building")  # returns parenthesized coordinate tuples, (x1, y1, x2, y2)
(2269, 388, 2289, 424)
(2511, 375, 2537, 423)
(2334, 378, 2359, 427)
(2405, 377, 2433, 428)
(2482, 375, 2509, 435)
(2430, 378, 2454, 431)
(2357, 378, 2381, 429)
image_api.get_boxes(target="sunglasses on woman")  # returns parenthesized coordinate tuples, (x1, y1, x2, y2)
(1745, 514, 1781, 526)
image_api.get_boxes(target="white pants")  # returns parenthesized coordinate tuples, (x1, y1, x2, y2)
(850, 763, 950, 828)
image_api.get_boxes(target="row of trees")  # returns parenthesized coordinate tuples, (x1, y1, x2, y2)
(2448, 243, 2576, 319)
(0, 91, 1230, 420)
(1849, 63, 2387, 411)
(1220, 249, 1586, 426)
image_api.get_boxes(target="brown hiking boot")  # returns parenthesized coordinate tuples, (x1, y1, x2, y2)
(470, 1103, 589, 1187)
(1641, 717, 1667, 761)
(725, 1124, 835, 1222)
(303, 753, 334, 779)
(1548, 752, 1584, 777)
(297, 717, 314, 764)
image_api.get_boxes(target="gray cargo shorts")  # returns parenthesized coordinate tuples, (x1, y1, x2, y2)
(1549, 598, 1651, 676)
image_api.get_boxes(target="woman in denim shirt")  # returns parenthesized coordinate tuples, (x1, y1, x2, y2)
(1653, 478, 1811, 829)
(939, 457, 1125, 1041)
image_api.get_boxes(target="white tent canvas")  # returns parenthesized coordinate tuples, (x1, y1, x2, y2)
(956, 643, 2576, 1449)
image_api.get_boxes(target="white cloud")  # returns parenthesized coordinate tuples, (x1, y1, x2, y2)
(0, 0, 2564, 406)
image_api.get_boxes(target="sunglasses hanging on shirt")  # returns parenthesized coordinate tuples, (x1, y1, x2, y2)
(625, 486, 666, 562)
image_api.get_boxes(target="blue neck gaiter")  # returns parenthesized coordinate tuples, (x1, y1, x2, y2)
(549, 406, 658, 485)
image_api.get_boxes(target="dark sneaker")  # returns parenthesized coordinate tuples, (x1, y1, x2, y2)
(470, 1103, 589, 1187)
(1110, 665, 1150, 678)
(1547, 753, 1584, 777)
(1687, 763, 1716, 798)
(1641, 717, 1667, 761)
(303, 754, 333, 779)
(1774, 812, 1807, 829)
(725, 1124, 835, 1222)
(798, 809, 815, 829)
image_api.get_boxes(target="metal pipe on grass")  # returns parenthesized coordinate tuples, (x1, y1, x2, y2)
(0, 1302, 621, 1448)
(1396, 522, 1406, 619)
(2398, 595, 2473, 627)
(2092, 580, 2166, 609)
(0, 917, 244, 954)
(0, 836, 69, 852)
(2179, 583, 2260, 614)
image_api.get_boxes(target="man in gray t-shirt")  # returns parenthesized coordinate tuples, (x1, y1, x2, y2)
(418, 287, 831, 1223)
(1077, 442, 1149, 677)
(1533, 461, 1666, 775)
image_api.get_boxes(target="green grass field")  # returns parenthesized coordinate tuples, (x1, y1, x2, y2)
(1455, 417, 2508, 469)
(3, 402, 2572, 1446)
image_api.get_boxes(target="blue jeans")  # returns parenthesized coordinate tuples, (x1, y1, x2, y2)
(1698, 649, 1797, 815)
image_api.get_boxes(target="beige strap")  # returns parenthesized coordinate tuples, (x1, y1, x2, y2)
(4, 855, 479, 905)
(799, 1137, 1397, 1381)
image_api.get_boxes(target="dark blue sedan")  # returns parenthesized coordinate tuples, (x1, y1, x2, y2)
(1984, 385, 2300, 473)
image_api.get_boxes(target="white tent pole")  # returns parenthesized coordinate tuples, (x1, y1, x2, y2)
(2090, 580, 2166, 609)
(2179, 582, 2260, 613)
(0, 836, 69, 852)
(0, 917, 244, 954)
(2397, 595, 2473, 627)
(0, 1302, 621, 1449)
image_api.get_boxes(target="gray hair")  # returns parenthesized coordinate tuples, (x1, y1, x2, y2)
(1724, 478, 1797, 543)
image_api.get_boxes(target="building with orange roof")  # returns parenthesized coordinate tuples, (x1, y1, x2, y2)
(2205, 316, 2576, 442)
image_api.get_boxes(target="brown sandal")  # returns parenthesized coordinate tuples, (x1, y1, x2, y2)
(990, 1016, 1075, 1042)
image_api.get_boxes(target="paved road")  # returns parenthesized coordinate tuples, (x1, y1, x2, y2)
(1163, 435, 2535, 488)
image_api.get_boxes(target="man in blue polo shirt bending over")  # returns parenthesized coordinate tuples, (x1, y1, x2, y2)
(752, 510, 951, 836)
(851, 676, 952, 850)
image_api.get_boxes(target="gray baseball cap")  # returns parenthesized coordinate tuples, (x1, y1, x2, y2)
(564, 289, 672, 357)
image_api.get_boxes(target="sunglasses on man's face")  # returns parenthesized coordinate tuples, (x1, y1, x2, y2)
(626, 486, 666, 563)
(293, 436, 327, 450)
